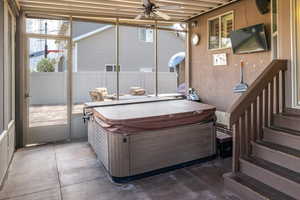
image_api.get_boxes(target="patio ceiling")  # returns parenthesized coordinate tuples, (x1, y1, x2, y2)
(18, 0, 236, 22)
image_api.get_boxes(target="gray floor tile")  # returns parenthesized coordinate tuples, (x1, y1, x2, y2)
(54, 142, 96, 162)
(133, 169, 216, 200)
(54, 140, 88, 151)
(56, 155, 99, 172)
(12, 144, 54, 160)
(9, 144, 56, 174)
(59, 163, 107, 186)
(61, 178, 144, 200)
(185, 160, 236, 199)
(4, 188, 61, 200)
(56, 143, 106, 186)
(0, 140, 240, 200)
(0, 168, 59, 199)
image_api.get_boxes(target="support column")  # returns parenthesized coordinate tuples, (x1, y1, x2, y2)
(116, 18, 120, 100)
(185, 22, 191, 93)
(67, 16, 73, 140)
(154, 20, 158, 96)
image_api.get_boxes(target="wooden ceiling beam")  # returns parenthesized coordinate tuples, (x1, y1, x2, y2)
(19, 0, 202, 15)
(192, 0, 229, 3)
(104, 0, 219, 8)
(8, 0, 21, 16)
(19, 0, 237, 21)
(25, 12, 186, 26)
(20, 2, 191, 18)
(19, 0, 210, 11)
(22, 5, 187, 20)
(155, 0, 219, 7)
(25, 12, 188, 32)
(22, 0, 212, 10)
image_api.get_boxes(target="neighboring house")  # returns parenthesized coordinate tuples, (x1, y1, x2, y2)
(72, 24, 185, 72)
(72, 21, 105, 38)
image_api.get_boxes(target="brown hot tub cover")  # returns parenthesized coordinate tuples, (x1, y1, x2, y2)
(93, 100, 216, 134)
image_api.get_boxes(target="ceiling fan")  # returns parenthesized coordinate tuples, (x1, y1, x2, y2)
(135, 0, 181, 20)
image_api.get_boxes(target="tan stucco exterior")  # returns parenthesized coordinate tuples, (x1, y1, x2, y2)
(189, 0, 273, 111)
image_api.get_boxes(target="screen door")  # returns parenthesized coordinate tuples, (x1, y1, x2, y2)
(26, 37, 69, 145)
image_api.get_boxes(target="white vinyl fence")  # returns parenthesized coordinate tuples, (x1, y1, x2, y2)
(30, 72, 178, 105)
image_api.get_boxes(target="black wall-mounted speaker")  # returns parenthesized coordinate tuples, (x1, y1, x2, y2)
(255, 0, 270, 15)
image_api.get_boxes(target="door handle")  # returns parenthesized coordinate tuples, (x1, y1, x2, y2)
(25, 93, 31, 98)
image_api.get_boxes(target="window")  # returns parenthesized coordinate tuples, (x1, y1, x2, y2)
(105, 64, 118, 72)
(138, 28, 154, 43)
(208, 12, 234, 50)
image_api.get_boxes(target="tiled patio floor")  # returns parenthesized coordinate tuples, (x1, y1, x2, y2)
(29, 104, 84, 127)
(0, 140, 240, 200)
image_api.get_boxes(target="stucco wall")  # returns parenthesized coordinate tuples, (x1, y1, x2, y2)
(76, 26, 185, 72)
(190, 0, 272, 111)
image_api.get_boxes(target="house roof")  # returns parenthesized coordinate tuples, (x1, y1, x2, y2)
(73, 25, 113, 42)
(18, 0, 238, 22)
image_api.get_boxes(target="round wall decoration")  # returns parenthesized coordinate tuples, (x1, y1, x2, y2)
(191, 33, 200, 46)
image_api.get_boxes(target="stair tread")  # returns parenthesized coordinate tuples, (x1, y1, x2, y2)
(267, 126, 300, 137)
(277, 113, 300, 119)
(255, 140, 300, 158)
(242, 156, 300, 184)
(283, 107, 300, 115)
(230, 173, 296, 200)
(284, 108, 300, 116)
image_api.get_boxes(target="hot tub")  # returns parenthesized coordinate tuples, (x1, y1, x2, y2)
(86, 99, 216, 182)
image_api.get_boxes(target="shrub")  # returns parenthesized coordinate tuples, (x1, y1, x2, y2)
(36, 58, 56, 72)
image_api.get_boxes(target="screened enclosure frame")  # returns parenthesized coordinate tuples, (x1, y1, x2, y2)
(22, 13, 190, 143)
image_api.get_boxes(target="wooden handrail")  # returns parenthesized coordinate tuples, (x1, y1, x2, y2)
(228, 59, 288, 172)
(229, 60, 288, 126)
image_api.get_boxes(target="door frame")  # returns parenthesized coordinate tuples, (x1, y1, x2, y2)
(24, 33, 72, 145)
(290, 0, 300, 108)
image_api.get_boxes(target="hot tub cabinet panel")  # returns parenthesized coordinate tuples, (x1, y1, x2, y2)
(89, 117, 216, 179)
(129, 122, 216, 175)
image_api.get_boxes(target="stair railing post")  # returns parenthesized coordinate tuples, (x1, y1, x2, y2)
(232, 123, 240, 173)
(281, 70, 286, 113)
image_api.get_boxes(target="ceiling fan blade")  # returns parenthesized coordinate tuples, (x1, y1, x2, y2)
(158, 5, 182, 10)
(143, 0, 152, 6)
(153, 10, 171, 20)
(135, 14, 143, 20)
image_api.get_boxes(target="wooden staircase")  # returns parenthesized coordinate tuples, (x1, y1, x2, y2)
(223, 60, 300, 200)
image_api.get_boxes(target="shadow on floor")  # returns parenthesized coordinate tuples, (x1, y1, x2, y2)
(0, 140, 240, 200)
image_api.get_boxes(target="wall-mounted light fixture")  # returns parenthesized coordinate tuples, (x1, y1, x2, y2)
(191, 21, 198, 28)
